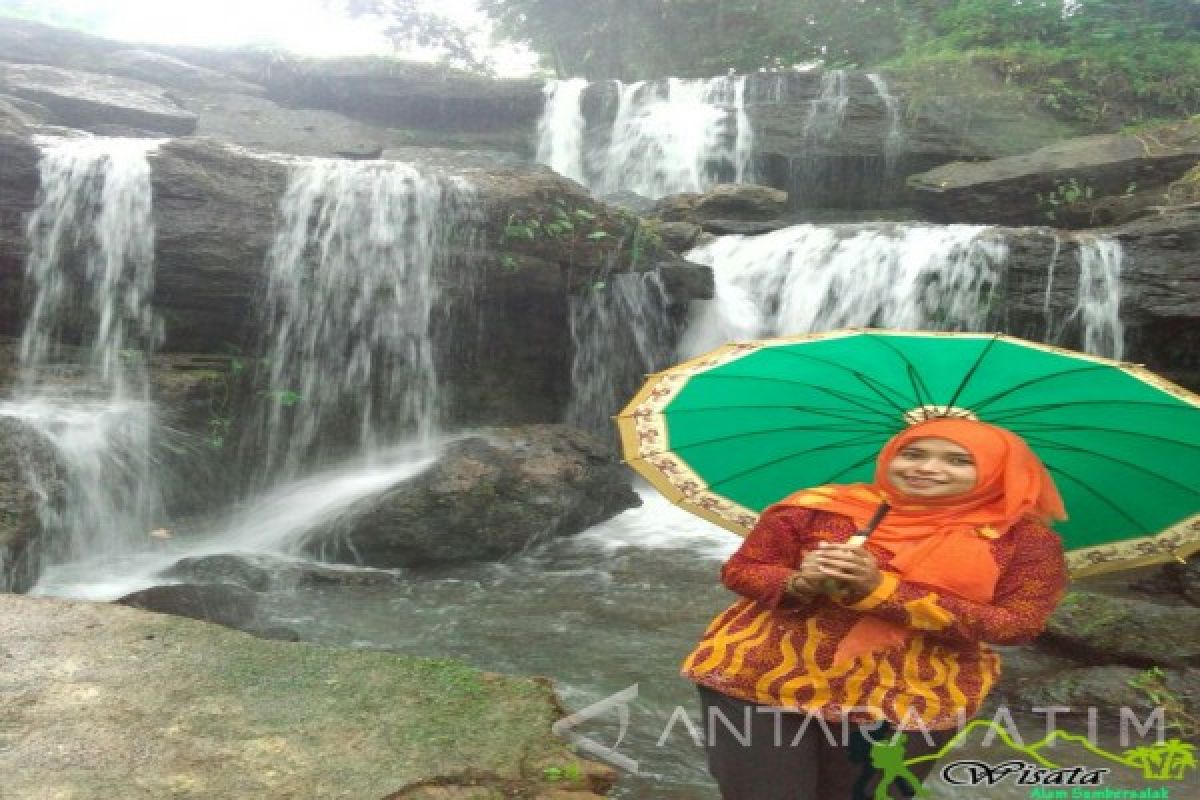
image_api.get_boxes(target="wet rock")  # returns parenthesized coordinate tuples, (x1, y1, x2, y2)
(161, 554, 272, 592)
(654, 257, 715, 304)
(654, 221, 703, 252)
(654, 184, 788, 223)
(701, 218, 794, 235)
(303, 425, 641, 568)
(1041, 590, 1200, 668)
(161, 551, 403, 590)
(601, 191, 655, 213)
(103, 49, 264, 95)
(2, 593, 596, 799)
(0, 415, 67, 592)
(0, 106, 39, 338)
(1007, 665, 1200, 722)
(0, 63, 197, 135)
(1130, 556, 1200, 607)
(116, 582, 259, 630)
(147, 137, 289, 351)
(908, 119, 1200, 227)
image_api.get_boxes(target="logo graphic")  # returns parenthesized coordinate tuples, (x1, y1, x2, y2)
(551, 683, 638, 773)
(898, 719, 1197, 789)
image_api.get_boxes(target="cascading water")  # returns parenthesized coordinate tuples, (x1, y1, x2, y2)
(537, 78, 589, 184)
(565, 271, 675, 439)
(803, 69, 850, 142)
(536, 76, 754, 200)
(19, 137, 163, 393)
(1070, 235, 1124, 360)
(866, 73, 905, 172)
(2, 136, 168, 585)
(251, 159, 478, 480)
(680, 223, 1006, 356)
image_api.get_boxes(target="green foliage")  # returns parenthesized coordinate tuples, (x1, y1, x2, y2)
(1127, 666, 1200, 738)
(501, 203, 614, 247)
(541, 763, 584, 782)
(478, 0, 1200, 124)
(1035, 177, 1094, 221)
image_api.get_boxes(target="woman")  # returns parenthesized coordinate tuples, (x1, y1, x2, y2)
(681, 417, 1069, 800)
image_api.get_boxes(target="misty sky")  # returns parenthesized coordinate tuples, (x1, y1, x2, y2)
(0, 0, 539, 74)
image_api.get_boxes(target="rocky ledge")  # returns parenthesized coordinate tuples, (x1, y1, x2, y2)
(0, 594, 614, 799)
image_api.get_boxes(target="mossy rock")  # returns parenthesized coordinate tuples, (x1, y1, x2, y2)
(0, 594, 608, 799)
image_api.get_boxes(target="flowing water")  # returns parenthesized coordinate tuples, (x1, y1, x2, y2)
(566, 271, 675, 439)
(2, 137, 169, 581)
(248, 158, 477, 480)
(536, 76, 754, 199)
(679, 223, 1007, 356)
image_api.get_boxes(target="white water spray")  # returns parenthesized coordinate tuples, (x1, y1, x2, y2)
(536, 76, 754, 199)
(681, 224, 1006, 356)
(254, 159, 477, 479)
(6, 137, 167, 582)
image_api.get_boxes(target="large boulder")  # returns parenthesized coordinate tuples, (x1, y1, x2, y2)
(908, 119, 1200, 227)
(0, 63, 197, 135)
(103, 49, 265, 95)
(1041, 590, 1200, 669)
(148, 137, 290, 351)
(0, 593, 612, 799)
(303, 425, 641, 568)
(0, 414, 67, 592)
(653, 184, 789, 224)
(116, 582, 260, 630)
(1007, 665, 1200, 722)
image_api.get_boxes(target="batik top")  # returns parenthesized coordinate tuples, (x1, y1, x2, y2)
(681, 505, 1069, 730)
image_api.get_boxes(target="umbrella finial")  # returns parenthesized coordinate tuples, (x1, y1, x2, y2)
(902, 405, 979, 426)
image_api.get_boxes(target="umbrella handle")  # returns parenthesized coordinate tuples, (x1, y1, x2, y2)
(819, 502, 890, 595)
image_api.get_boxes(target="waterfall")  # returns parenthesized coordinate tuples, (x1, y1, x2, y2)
(251, 159, 478, 480)
(803, 69, 850, 142)
(1071, 236, 1125, 360)
(19, 137, 163, 394)
(3, 136, 168, 582)
(565, 272, 674, 440)
(535, 76, 754, 200)
(681, 224, 1006, 357)
(866, 73, 905, 172)
(536, 78, 588, 184)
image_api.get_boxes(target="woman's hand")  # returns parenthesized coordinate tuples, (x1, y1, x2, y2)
(811, 542, 882, 602)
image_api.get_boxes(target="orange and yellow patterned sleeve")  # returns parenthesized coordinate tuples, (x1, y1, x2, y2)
(837, 521, 1069, 645)
(720, 505, 816, 609)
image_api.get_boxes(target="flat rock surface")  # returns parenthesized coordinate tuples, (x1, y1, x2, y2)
(0, 594, 606, 799)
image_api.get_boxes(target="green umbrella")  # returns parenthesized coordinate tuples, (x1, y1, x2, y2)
(616, 329, 1200, 577)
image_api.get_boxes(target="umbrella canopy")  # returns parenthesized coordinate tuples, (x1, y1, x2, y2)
(616, 329, 1200, 577)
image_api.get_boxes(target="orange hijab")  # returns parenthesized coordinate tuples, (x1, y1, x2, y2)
(780, 418, 1065, 663)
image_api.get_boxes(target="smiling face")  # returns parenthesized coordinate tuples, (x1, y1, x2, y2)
(885, 436, 978, 498)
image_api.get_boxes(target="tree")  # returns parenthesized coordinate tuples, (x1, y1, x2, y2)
(477, 0, 911, 80)
(335, 0, 492, 72)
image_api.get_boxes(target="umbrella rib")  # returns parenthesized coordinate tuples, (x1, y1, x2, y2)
(1021, 436, 1200, 498)
(702, 434, 883, 492)
(1002, 423, 1200, 453)
(642, 423, 898, 459)
(945, 333, 1001, 411)
(691, 373, 902, 420)
(1043, 464, 1148, 533)
(984, 400, 1198, 425)
(862, 332, 939, 412)
(744, 347, 917, 417)
(965, 365, 1116, 413)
